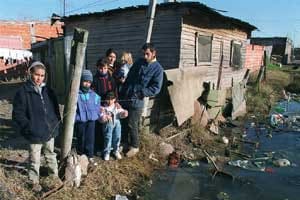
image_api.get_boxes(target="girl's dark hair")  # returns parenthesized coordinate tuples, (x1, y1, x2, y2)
(105, 48, 117, 57)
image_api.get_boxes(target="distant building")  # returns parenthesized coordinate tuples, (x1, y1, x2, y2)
(0, 20, 63, 49)
(0, 20, 63, 81)
(293, 47, 300, 64)
(251, 37, 293, 64)
(245, 44, 264, 72)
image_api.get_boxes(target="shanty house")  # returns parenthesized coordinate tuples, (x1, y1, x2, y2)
(251, 37, 293, 64)
(34, 2, 257, 128)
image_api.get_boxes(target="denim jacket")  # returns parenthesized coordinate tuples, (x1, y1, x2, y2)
(120, 58, 163, 109)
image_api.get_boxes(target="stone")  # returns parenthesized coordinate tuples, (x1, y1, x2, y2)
(65, 153, 82, 187)
(78, 154, 89, 176)
(159, 142, 174, 157)
(209, 121, 219, 135)
(222, 136, 229, 145)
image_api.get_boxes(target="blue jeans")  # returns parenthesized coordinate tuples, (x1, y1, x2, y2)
(102, 120, 121, 155)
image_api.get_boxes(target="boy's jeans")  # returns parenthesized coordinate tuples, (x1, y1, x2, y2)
(102, 120, 121, 156)
(28, 138, 58, 184)
(75, 120, 95, 158)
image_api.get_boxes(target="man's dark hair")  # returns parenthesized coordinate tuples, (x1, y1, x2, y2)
(105, 48, 117, 57)
(142, 43, 156, 52)
(96, 57, 109, 67)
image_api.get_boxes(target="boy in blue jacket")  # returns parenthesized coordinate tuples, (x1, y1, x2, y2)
(75, 69, 102, 165)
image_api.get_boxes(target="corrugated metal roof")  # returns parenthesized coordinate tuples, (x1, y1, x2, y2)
(62, 2, 257, 31)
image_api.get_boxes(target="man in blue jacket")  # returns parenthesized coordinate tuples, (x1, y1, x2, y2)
(121, 43, 163, 157)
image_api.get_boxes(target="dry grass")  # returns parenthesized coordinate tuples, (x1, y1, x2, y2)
(246, 69, 290, 116)
(0, 134, 163, 200)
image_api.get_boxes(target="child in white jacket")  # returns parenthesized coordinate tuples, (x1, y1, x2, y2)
(100, 92, 128, 160)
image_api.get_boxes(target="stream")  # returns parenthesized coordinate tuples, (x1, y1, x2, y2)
(144, 100, 300, 200)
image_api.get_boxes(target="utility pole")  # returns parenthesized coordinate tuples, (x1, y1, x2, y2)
(144, 0, 157, 43)
(141, 0, 157, 132)
(61, 28, 89, 161)
(63, 0, 66, 16)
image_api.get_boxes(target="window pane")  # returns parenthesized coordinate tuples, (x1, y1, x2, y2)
(232, 42, 242, 68)
(198, 35, 212, 62)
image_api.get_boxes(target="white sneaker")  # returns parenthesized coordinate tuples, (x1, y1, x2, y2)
(104, 154, 110, 161)
(114, 151, 122, 160)
(126, 147, 139, 157)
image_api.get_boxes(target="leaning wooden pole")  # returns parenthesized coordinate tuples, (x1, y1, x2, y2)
(61, 28, 89, 161)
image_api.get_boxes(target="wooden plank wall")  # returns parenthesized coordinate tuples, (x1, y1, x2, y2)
(179, 23, 248, 89)
(64, 9, 182, 71)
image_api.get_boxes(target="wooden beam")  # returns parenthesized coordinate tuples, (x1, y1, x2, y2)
(61, 28, 89, 161)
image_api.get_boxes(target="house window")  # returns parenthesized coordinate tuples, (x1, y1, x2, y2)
(230, 41, 242, 68)
(195, 33, 212, 65)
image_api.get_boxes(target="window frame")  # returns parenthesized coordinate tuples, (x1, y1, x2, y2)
(230, 40, 243, 69)
(195, 32, 213, 66)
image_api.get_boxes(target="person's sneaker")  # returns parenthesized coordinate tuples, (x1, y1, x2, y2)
(104, 154, 110, 161)
(89, 158, 98, 166)
(126, 148, 139, 157)
(114, 151, 122, 160)
(30, 183, 42, 193)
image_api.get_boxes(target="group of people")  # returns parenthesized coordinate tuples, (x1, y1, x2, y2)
(12, 42, 164, 191)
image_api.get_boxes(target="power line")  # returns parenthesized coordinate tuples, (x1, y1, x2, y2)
(66, 0, 121, 15)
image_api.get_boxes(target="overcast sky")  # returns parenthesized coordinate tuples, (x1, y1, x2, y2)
(1, 0, 299, 46)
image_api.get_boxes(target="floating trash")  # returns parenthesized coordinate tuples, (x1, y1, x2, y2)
(217, 191, 230, 200)
(187, 161, 200, 167)
(273, 158, 291, 167)
(228, 159, 266, 172)
(115, 194, 129, 200)
(270, 114, 284, 127)
(222, 136, 229, 145)
(273, 105, 285, 113)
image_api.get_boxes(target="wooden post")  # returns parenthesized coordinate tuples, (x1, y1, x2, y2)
(141, 0, 157, 134)
(263, 50, 267, 81)
(216, 41, 224, 90)
(61, 28, 89, 161)
(256, 65, 265, 93)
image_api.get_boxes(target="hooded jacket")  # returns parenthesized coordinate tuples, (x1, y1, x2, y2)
(12, 81, 61, 143)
